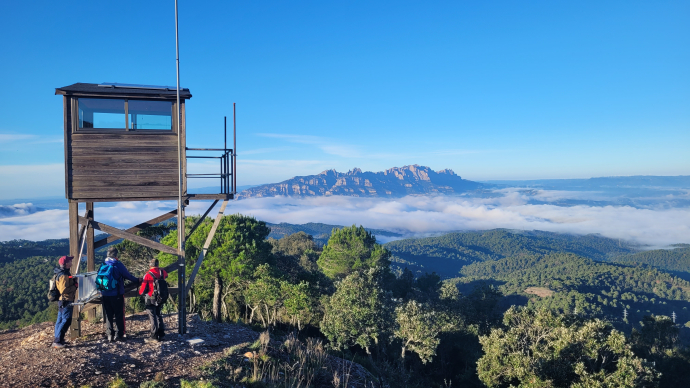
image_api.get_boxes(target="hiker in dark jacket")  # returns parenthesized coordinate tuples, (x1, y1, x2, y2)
(139, 258, 168, 343)
(101, 247, 140, 342)
(53, 255, 78, 349)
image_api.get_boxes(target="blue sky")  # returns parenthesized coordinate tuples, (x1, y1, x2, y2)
(1, 1, 688, 200)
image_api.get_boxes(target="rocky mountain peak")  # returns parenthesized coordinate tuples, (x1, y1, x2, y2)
(238, 164, 484, 199)
(319, 169, 338, 176)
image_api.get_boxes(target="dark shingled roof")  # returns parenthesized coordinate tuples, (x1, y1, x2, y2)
(55, 83, 192, 99)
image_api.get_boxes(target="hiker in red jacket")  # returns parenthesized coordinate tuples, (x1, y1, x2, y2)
(139, 259, 169, 343)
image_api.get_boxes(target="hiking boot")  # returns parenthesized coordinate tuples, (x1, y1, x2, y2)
(52, 342, 65, 349)
(116, 336, 126, 342)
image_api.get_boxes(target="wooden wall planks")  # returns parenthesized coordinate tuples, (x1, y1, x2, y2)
(68, 131, 183, 200)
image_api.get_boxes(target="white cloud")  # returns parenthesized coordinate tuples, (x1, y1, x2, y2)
(223, 195, 690, 247)
(1, 193, 689, 248)
(0, 203, 40, 218)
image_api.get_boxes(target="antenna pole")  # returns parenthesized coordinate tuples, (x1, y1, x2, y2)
(224, 116, 227, 194)
(175, 0, 186, 335)
(233, 103, 236, 195)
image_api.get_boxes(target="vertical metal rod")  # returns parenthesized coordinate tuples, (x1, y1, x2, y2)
(225, 116, 228, 194)
(232, 106, 235, 195)
(175, 0, 186, 335)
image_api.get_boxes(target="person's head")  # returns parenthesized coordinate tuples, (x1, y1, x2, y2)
(58, 256, 73, 269)
(149, 258, 159, 268)
(107, 247, 119, 259)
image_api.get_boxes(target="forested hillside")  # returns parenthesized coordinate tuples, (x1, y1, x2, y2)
(458, 253, 690, 328)
(0, 255, 57, 329)
(0, 239, 69, 264)
(385, 229, 638, 276)
(609, 245, 690, 277)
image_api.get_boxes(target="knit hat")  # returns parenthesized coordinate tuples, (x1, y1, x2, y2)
(149, 258, 159, 268)
(107, 247, 119, 258)
(58, 256, 73, 266)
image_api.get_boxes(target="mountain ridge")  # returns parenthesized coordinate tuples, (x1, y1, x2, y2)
(237, 164, 486, 199)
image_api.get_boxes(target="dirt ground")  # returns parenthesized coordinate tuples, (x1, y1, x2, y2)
(0, 313, 373, 388)
(0, 312, 260, 387)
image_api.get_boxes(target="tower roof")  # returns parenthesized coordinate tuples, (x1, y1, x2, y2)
(55, 82, 192, 99)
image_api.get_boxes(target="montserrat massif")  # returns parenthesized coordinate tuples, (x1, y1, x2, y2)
(237, 164, 486, 199)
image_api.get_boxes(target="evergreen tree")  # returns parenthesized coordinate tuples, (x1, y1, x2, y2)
(317, 225, 391, 279)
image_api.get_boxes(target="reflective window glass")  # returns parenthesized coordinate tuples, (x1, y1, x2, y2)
(78, 98, 126, 129)
(128, 100, 173, 130)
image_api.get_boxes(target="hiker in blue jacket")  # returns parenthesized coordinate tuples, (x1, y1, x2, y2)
(101, 247, 140, 343)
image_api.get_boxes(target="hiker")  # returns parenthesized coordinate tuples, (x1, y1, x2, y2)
(52, 255, 78, 348)
(100, 247, 140, 343)
(139, 258, 169, 343)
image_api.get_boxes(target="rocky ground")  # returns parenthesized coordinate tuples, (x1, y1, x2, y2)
(0, 313, 372, 388)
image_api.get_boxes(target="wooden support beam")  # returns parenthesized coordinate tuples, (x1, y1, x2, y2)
(67, 193, 232, 203)
(186, 200, 228, 294)
(186, 200, 218, 239)
(93, 209, 178, 249)
(78, 216, 181, 256)
(68, 202, 81, 340)
(86, 203, 96, 321)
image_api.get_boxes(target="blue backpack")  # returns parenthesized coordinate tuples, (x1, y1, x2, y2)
(95, 263, 118, 291)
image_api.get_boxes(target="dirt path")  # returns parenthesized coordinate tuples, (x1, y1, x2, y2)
(0, 313, 259, 387)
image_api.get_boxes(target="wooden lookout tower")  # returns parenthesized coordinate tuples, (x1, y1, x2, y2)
(55, 82, 236, 338)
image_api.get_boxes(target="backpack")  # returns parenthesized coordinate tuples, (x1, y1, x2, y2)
(95, 264, 118, 292)
(146, 270, 169, 306)
(47, 274, 61, 302)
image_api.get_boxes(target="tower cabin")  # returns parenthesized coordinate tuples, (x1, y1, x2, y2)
(56, 82, 235, 338)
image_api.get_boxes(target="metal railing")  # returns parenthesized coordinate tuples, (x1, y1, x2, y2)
(186, 147, 234, 194)
(185, 115, 236, 195)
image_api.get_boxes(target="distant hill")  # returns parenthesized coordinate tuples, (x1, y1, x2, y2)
(384, 229, 639, 276)
(608, 245, 690, 279)
(237, 165, 487, 199)
(0, 239, 69, 264)
(266, 222, 402, 245)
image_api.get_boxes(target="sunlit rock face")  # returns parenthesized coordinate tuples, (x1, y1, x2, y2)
(237, 165, 485, 199)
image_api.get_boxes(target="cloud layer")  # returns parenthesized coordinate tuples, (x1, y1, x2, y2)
(1, 190, 688, 247)
(0, 203, 41, 218)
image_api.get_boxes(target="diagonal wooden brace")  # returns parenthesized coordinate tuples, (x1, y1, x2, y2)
(93, 210, 178, 249)
(78, 216, 182, 256)
(186, 200, 228, 294)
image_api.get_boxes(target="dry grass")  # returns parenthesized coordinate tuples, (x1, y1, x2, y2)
(524, 287, 554, 297)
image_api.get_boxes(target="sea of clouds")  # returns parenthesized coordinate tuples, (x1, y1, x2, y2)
(1, 189, 689, 247)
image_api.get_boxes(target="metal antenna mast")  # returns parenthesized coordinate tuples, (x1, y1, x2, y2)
(175, 0, 186, 335)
